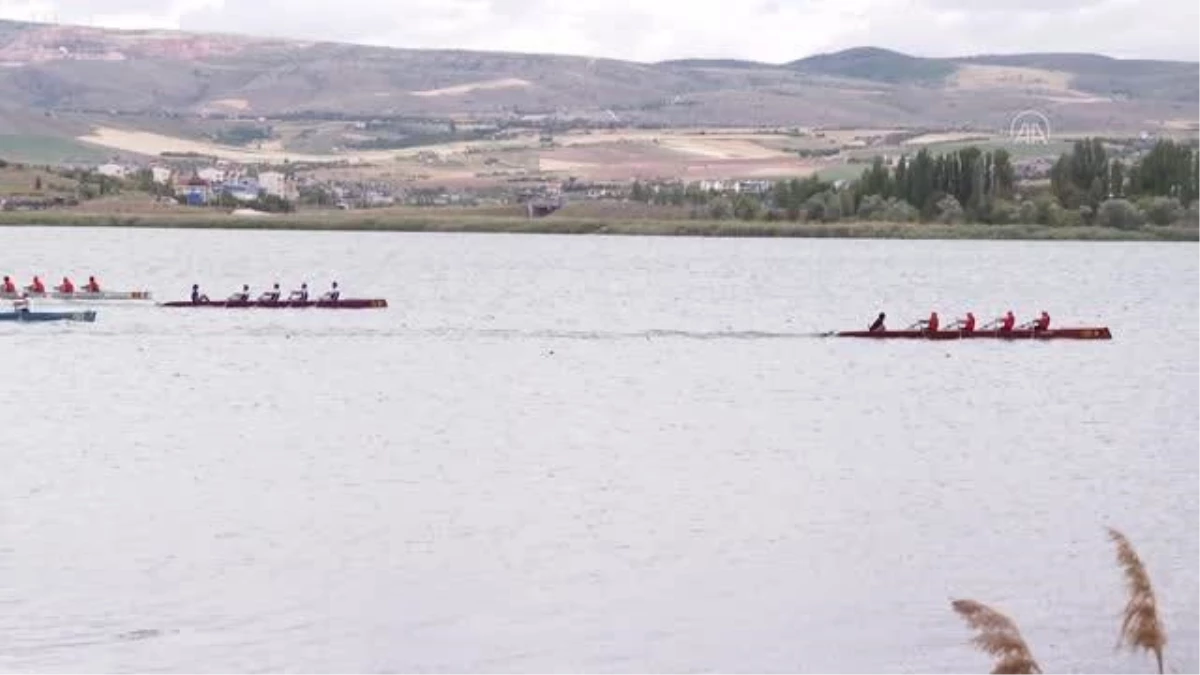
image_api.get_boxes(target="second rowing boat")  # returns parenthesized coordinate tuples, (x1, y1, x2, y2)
(0, 309, 97, 323)
(159, 298, 388, 309)
(1, 290, 152, 301)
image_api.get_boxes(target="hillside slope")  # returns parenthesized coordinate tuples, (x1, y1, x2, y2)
(0, 20, 1195, 134)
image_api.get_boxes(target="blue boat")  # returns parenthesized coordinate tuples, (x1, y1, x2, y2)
(0, 309, 97, 323)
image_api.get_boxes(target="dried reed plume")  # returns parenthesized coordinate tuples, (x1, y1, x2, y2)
(951, 599, 1043, 674)
(1108, 527, 1167, 673)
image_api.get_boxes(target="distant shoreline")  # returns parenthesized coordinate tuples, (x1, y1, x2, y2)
(0, 211, 1195, 242)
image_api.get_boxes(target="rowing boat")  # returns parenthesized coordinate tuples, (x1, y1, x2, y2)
(0, 309, 97, 323)
(159, 298, 388, 309)
(834, 327, 1112, 340)
(0, 290, 152, 301)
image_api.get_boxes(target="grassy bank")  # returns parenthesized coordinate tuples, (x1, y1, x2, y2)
(0, 208, 1196, 241)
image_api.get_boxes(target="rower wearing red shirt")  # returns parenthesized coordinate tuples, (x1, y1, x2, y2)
(1, 276, 16, 294)
(27, 276, 46, 293)
(998, 310, 1016, 331)
(1021, 311, 1051, 331)
(57, 276, 75, 293)
(915, 311, 939, 332)
(84, 276, 101, 292)
(949, 311, 976, 332)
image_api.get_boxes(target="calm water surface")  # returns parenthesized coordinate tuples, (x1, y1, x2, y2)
(0, 227, 1196, 673)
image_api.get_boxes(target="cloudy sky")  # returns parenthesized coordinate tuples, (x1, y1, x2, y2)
(1, 0, 1197, 62)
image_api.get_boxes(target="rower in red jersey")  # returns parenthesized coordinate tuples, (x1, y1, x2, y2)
(84, 275, 101, 292)
(1, 276, 16, 294)
(1021, 310, 1051, 331)
(999, 310, 1016, 331)
(58, 276, 75, 293)
(28, 276, 46, 293)
(915, 311, 939, 332)
(949, 311, 976, 332)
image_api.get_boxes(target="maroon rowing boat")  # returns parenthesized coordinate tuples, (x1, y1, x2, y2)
(160, 298, 387, 309)
(835, 327, 1111, 340)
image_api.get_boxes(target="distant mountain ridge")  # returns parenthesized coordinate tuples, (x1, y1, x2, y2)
(0, 20, 1196, 133)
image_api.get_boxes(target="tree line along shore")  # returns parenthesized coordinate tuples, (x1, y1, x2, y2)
(0, 138, 1196, 241)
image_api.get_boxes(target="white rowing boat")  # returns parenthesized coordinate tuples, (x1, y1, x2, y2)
(0, 290, 153, 301)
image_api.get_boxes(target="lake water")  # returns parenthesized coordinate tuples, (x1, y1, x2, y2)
(0, 227, 1196, 673)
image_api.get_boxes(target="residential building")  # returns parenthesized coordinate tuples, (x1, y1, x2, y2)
(197, 167, 226, 183)
(258, 171, 298, 200)
(150, 166, 173, 185)
(96, 163, 128, 178)
(177, 178, 212, 206)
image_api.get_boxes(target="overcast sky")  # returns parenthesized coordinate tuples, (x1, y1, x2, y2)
(1, 0, 1197, 62)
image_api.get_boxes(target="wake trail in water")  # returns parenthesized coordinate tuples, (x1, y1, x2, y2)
(59, 326, 835, 341)
(478, 328, 833, 341)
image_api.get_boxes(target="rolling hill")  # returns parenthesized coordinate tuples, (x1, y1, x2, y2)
(0, 19, 1195, 168)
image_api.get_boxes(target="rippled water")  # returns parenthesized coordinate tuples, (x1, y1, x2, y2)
(0, 227, 1196, 673)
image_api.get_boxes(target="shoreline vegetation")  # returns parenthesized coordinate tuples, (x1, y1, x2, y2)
(2, 137, 1197, 241)
(0, 209, 1195, 241)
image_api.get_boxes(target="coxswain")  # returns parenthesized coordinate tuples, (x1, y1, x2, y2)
(27, 276, 46, 294)
(916, 311, 939, 332)
(229, 284, 251, 302)
(190, 284, 210, 304)
(1, 276, 16, 294)
(258, 283, 282, 303)
(289, 283, 309, 302)
(57, 276, 75, 294)
(949, 312, 976, 332)
(320, 281, 340, 302)
(84, 276, 101, 293)
(868, 312, 886, 332)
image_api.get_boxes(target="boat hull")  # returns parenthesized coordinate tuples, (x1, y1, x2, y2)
(835, 327, 1112, 340)
(0, 310, 97, 322)
(1, 290, 152, 301)
(159, 298, 388, 309)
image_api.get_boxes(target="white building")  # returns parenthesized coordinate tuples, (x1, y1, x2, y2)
(197, 167, 226, 183)
(150, 166, 173, 185)
(257, 171, 297, 200)
(96, 163, 129, 178)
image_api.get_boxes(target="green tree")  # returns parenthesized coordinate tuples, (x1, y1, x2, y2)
(1052, 138, 1110, 209)
(1139, 196, 1184, 226)
(708, 196, 732, 219)
(1095, 198, 1144, 229)
(733, 194, 761, 220)
(1127, 140, 1198, 205)
(1109, 159, 1126, 198)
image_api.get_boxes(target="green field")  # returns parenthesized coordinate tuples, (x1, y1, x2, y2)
(918, 139, 1074, 159)
(841, 139, 1073, 164)
(0, 135, 114, 165)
